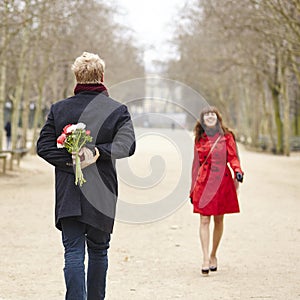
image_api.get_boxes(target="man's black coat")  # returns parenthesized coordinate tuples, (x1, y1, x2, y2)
(37, 91, 135, 233)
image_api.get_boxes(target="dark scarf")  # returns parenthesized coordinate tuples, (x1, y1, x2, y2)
(74, 83, 109, 96)
(205, 128, 219, 137)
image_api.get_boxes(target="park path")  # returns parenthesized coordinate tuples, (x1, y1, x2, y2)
(0, 129, 299, 300)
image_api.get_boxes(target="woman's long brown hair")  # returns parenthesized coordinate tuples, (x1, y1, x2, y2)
(194, 106, 234, 142)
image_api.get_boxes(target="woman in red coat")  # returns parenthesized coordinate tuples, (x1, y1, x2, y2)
(190, 106, 244, 275)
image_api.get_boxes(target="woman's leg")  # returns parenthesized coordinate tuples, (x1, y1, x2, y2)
(199, 215, 211, 270)
(210, 215, 224, 269)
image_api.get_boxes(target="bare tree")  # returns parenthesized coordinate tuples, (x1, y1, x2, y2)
(0, 0, 144, 154)
(166, 0, 300, 155)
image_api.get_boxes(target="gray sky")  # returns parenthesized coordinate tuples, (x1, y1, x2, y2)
(116, 0, 186, 72)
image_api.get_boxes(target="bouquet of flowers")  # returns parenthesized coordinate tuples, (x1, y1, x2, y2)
(57, 123, 93, 186)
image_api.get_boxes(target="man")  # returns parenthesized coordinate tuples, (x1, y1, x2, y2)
(37, 52, 135, 299)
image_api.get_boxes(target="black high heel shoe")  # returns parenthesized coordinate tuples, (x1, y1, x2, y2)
(209, 257, 218, 272)
(201, 261, 210, 275)
(201, 268, 209, 275)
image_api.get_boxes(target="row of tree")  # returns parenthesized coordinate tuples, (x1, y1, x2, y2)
(0, 0, 144, 153)
(1, 0, 299, 156)
(166, 0, 300, 155)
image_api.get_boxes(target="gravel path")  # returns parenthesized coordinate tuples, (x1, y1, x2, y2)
(0, 130, 299, 300)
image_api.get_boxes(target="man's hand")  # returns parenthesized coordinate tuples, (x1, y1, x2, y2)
(72, 147, 100, 169)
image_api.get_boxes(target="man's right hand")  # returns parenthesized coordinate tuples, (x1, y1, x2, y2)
(72, 147, 100, 169)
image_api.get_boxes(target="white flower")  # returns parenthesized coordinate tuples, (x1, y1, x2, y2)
(76, 123, 86, 130)
(66, 123, 86, 133)
(57, 143, 64, 148)
(66, 124, 77, 133)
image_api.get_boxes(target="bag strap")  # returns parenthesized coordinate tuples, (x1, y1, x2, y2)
(201, 135, 221, 166)
(190, 134, 221, 196)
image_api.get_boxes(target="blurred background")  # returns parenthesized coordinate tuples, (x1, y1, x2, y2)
(0, 0, 299, 157)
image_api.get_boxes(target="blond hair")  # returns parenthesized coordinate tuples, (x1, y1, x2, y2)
(71, 52, 105, 84)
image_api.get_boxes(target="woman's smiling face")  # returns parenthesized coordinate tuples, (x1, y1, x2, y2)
(203, 111, 218, 127)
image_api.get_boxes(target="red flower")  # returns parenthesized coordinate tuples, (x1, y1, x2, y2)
(63, 124, 72, 134)
(86, 130, 91, 135)
(57, 133, 67, 146)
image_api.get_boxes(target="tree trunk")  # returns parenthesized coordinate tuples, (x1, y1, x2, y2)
(271, 85, 283, 154)
(0, 2, 9, 151)
(282, 76, 290, 156)
(243, 85, 254, 145)
(20, 45, 36, 150)
(270, 51, 284, 154)
(260, 79, 276, 151)
(11, 1, 31, 150)
(0, 56, 6, 151)
(252, 77, 261, 148)
(295, 95, 300, 136)
(30, 83, 44, 154)
(21, 72, 31, 149)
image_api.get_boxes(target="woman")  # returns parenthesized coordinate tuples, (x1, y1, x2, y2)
(190, 106, 244, 275)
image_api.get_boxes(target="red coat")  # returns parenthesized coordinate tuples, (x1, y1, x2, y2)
(190, 132, 243, 215)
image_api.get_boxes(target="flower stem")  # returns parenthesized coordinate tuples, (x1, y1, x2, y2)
(75, 152, 85, 186)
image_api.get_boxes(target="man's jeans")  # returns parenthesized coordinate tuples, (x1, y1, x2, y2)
(61, 218, 110, 300)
